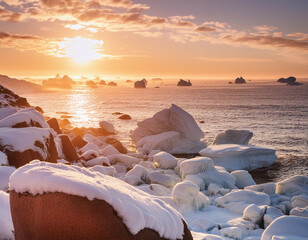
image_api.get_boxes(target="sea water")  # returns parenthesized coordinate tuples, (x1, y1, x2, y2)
(22, 80, 308, 182)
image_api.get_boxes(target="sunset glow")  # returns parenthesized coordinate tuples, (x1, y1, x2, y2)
(59, 37, 104, 64)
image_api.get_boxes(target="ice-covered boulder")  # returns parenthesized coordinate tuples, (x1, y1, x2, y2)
(290, 206, 308, 217)
(0, 127, 58, 167)
(245, 182, 276, 195)
(220, 227, 242, 240)
(291, 195, 308, 209)
(215, 190, 270, 214)
(99, 121, 115, 134)
(99, 144, 120, 156)
(0, 191, 14, 239)
(124, 165, 149, 186)
(153, 151, 178, 169)
(180, 157, 237, 189)
(243, 204, 266, 225)
(132, 104, 205, 154)
(231, 170, 256, 189)
(276, 175, 308, 197)
(137, 131, 206, 154)
(84, 156, 110, 167)
(9, 161, 192, 240)
(261, 216, 308, 240)
(213, 130, 253, 145)
(0, 108, 48, 128)
(149, 171, 180, 188)
(172, 181, 210, 213)
(200, 144, 277, 171)
(89, 165, 116, 176)
(108, 154, 140, 168)
(263, 206, 284, 228)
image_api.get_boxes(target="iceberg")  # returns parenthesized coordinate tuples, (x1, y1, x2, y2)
(200, 144, 277, 171)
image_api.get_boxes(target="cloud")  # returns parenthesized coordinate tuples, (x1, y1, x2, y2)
(194, 25, 216, 32)
(195, 57, 274, 62)
(0, 8, 23, 22)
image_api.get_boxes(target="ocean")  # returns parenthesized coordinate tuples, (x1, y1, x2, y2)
(22, 80, 308, 183)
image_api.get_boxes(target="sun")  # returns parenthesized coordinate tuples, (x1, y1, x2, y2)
(59, 37, 104, 64)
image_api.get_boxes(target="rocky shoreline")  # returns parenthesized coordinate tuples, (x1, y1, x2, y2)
(0, 84, 307, 240)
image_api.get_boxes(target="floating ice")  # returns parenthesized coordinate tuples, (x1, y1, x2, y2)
(276, 175, 308, 197)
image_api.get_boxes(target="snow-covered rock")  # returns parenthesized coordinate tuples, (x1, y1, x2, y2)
(99, 120, 115, 134)
(0, 108, 48, 128)
(245, 182, 276, 195)
(0, 107, 17, 121)
(290, 206, 308, 217)
(0, 191, 14, 239)
(276, 175, 308, 197)
(172, 181, 210, 213)
(0, 166, 15, 191)
(153, 151, 178, 169)
(149, 171, 180, 188)
(261, 216, 308, 240)
(84, 156, 110, 167)
(0, 151, 8, 165)
(99, 144, 120, 156)
(231, 170, 256, 189)
(180, 157, 236, 189)
(0, 127, 58, 167)
(215, 190, 270, 214)
(263, 206, 284, 228)
(213, 130, 253, 145)
(81, 150, 99, 161)
(291, 194, 308, 209)
(9, 160, 190, 240)
(79, 142, 100, 155)
(200, 144, 277, 171)
(124, 165, 149, 186)
(185, 174, 205, 191)
(137, 131, 206, 154)
(243, 204, 266, 225)
(89, 165, 116, 176)
(108, 154, 140, 168)
(220, 226, 242, 240)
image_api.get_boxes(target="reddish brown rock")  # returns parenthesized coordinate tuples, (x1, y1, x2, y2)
(59, 134, 79, 162)
(71, 135, 88, 149)
(0, 131, 58, 168)
(119, 114, 131, 120)
(34, 106, 44, 114)
(47, 118, 62, 134)
(106, 138, 128, 154)
(10, 191, 192, 240)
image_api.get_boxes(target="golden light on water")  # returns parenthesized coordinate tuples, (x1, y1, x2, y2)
(59, 37, 104, 64)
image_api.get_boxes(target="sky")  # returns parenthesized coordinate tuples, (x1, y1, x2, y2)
(0, 0, 308, 79)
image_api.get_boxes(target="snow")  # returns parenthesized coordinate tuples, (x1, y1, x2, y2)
(185, 174, 206, 191)
(0, 191, 14, 239)
(276, 175, 308, 197)
(89, 165, 116, 176)
(149, 171, 180, 188)
(290, 206, 308, 217)
(243, 204, 266, 225)
(79, 142, 100, 154)
(124, 165, 149, 186)
(0, 108, 48, 128)
(108, 154, 140, 168)
(172, 181, 210, 213)
(261, 216, 308, 240)
(153, 151, 178, 169)
(291, 194, 308, 208)
(0, 151, 8, 165)
(137, 131, 206, 154)
(81, 149, 99, 160)
(0, 127, 55, 159)
(199, 144, 277, 171)
(0, 166, 16, 191)
(263, 206, 284, 228)
(220, 226, 242, 240)
(215, 190, 270, 214)
(245, 182, 276, 195)
(99, 120, 115, 133)
(0, 107, 17, 120)
(180, 157, 237, 189)
(231, 170, 256, 189)
(9, 160, 184, 239)
(84, 156, 110, 167)
(99, 144, 120, 156)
